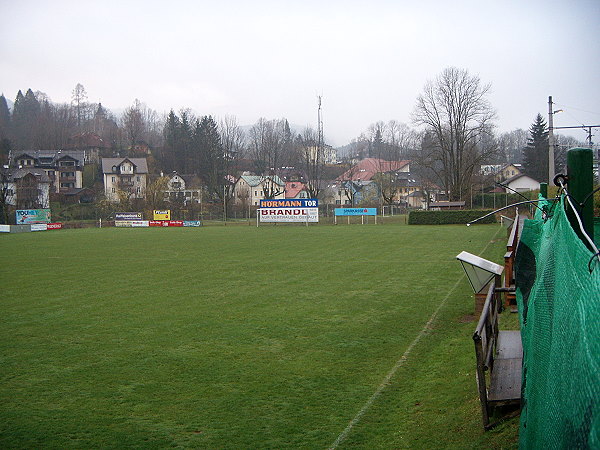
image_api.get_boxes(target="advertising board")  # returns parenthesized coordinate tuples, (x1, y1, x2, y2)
(115, 212, 143, 221)
(31, 223, 48, 231)
(16, 209, 51, 224)
(184, 221, 202, 227)
(47, 223, 63, 230)
(115, 220, 148, 227)
(259, 199, 319, 223)
(149, 220, 184, 227)
(334, 208, 377, 216)
(153, 210, 171, 220)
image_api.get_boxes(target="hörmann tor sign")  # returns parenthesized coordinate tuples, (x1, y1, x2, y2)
(259, 199, 319, 223)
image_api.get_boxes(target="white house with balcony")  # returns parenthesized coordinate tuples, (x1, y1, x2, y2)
(233, 175, 285, 206)
(102, 158, 148, 202)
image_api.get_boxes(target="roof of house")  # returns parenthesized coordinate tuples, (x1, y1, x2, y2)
(167, 172, 203, 189)
(239, 175, 285, 187)
(67, 132, 110, 149)
(12, 149, 85, 166)
(503, 173, 539, 185)
(4, 167, 51, 183)
(101, 158, 149, 174)
(430, 201, 466, 207)
(336, 158, 410, 182)
(285, 181, 306, 198)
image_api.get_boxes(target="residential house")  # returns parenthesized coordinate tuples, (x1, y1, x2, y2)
(285, 181, 309, 199)
(337, 158, 410, 183)
(102, 158, 148, 202)
(233, 175, 285, 206)
(331, 158, 412, 206)
(392, 172, 422, 205)
(303, 145, 338, 165)
(502, 174, 540, 193)
(331, 180, 380, 206)
(407, 190, 427, 209)
(11, 150, 84, 194)
(1, 167, 51, 209)
(164, 172, 203, 204)
(67, 132, 111, 163)
(498, 164, 522, 181)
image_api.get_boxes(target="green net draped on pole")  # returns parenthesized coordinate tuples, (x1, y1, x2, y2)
(515, 195, 599, 448)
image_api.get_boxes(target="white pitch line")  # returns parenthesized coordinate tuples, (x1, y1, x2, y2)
(328, 228, 502, 449)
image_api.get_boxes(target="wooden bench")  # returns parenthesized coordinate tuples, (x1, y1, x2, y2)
(473, 281, 522, 430)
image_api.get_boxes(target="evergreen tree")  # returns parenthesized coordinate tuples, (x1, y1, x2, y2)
(179, 111, 193, 173)
(162, 109, 181, 173)
(372, 127, 384, 158)
(522, 113, 549, 183)
(197, 115, 224, 200)
(12, 89, 41, 150)
(0, 94, 10, 136)
(0, 95, 11, 163)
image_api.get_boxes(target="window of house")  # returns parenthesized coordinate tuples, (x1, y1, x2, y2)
(7, 189, 13, 196)
(254, 191, 258, 196)
(185, 191, 191, 197)
(172, 182, 181, 189)
(111, 187, 115, 193)
(137, 176, 140, 182)
(112, 176, 116, 182)
(136, 187, 141, 193)
(60, 160, 75, 166)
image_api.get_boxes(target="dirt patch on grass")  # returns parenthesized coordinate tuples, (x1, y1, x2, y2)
(458, 314, 476, 323)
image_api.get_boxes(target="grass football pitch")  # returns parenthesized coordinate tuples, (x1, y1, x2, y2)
(0, 223, 519, 448)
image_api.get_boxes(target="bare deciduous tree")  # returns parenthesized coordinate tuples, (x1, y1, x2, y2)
(413, 67, 497, 201)
(121, 99, 146, 149)
(248, 118, 286, 199)
(71, 83, 89, 130)
(296, 126, 325, 198)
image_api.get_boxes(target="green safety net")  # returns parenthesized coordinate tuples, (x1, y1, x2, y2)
(515, 195, 599, 448)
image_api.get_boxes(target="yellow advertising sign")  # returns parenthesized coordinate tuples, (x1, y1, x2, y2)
(153, 210, 171, 220)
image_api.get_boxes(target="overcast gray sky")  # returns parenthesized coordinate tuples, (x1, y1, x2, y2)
(1, 0, 599, 146)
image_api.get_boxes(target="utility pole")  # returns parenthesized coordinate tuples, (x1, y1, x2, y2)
(317, 95, 324, 164)
(548, 96, 556, 183)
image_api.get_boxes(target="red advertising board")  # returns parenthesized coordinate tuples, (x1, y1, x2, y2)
(148, 220, 184, 227)
(47, 223, 63, 230)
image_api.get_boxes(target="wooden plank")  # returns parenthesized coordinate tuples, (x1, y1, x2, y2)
(496, 331, 522, 360)
(488, 357, 522, 402)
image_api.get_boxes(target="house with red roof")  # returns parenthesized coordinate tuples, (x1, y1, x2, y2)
(285, 181, 309, 199)
(336, 158, 410, 182)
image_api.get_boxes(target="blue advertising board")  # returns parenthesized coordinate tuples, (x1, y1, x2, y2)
(335, 208, 377, 216)
(16, 209, 51, 224)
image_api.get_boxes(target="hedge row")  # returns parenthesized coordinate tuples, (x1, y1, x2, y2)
(408, 209, 497, 225)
